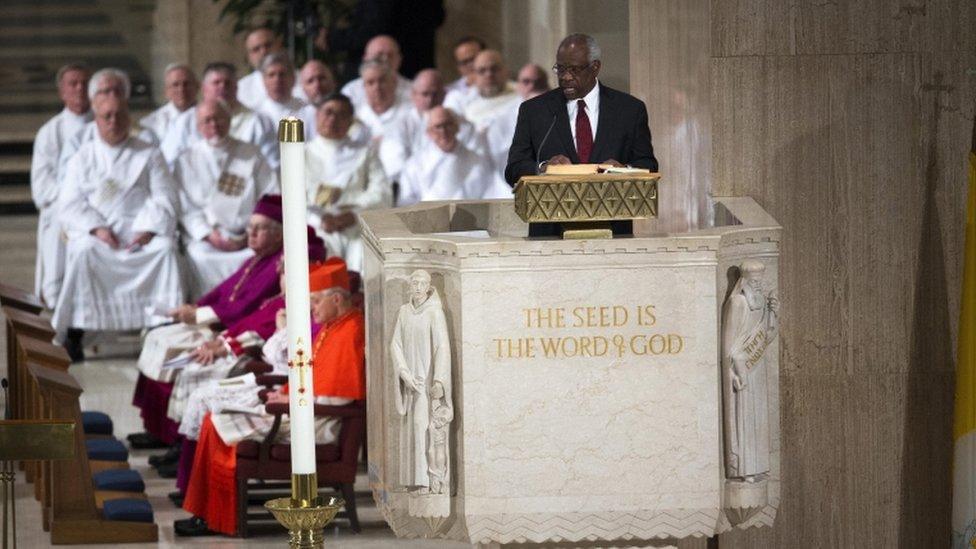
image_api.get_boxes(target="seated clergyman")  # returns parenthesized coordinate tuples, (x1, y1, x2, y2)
(140, 63, 199, 145)
(253, 53, 315, 140)
(52, 95, 183, 361)
(128, 195, 325, 449)
(175, 258, 365, 537)
(174, 98, 279, 298)
(398, 106, 509, 206)
(305, 93, 390, 272)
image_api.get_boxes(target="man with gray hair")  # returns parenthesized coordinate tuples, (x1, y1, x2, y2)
(174, 98, 279, 298)
(253, 53, 315, 140)
(140, 63, 199, 144)
(31, 63, 92, 306)
(505, 33, 658, 236)
(160, 62, 278, 169)
(340, 35, 412, 112)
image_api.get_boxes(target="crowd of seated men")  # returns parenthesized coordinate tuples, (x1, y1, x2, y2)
(30, 28, 548, 537)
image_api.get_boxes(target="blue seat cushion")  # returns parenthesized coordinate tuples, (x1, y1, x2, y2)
(81, 411, 113, 435)
(86, 438, 128, 461)
(93, 469, 144, 492)
(102, 498, 154, 523)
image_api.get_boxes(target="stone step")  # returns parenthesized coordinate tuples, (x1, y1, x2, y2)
(0, 14, 110, 29)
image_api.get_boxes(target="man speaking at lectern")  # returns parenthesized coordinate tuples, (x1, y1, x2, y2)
(504, 33, 658, 185)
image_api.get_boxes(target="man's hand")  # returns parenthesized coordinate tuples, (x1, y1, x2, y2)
(206, 229, 246, 252)
(169, 304, 197, 324)
(328, 211, 357, 232)
(545, 154, 572, 168)
(127, 231, 155, 251)
(275, 309, 287, 330)
(265, 389, 289, 403)
(91, 227, 119, 249)
(601, 159, 624, 167)
(190, 339, 226, 365)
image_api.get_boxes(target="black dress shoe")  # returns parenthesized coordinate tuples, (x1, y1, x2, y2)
(149, 445, 181, 467)
(156, 462, 178, 478)
(174, 516, 217, 536)
(127, 432, 168, 450)
(168, 490, 184, 507)
(64, 328, 85, 363)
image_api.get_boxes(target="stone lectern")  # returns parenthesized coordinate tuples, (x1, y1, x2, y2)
(361, 197, 781, 545)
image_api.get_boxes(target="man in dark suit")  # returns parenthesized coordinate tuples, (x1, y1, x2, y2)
(505, 33, 658, 185)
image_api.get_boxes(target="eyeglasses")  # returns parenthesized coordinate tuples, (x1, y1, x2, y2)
(552, 63, 593, 76)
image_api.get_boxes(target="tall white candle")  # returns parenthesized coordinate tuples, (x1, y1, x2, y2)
(278, 118, 317, 475)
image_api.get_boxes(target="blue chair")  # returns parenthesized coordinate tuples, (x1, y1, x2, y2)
(102, 499, 154, 523)
(93, 469, 144, 492)
(86, 438, 128, 462)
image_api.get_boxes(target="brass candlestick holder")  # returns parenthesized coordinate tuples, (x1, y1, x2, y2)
(265, 473, 343, 548)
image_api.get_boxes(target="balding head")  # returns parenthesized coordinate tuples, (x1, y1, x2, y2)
(516, 63, 549, 100)
(473, 50, 507, 98)
(364, 35, 402, 72)
(245, 28, 281, 69)
(426, 106, 459, 153)
(411, 69, 445, 112)
(196, 99, 231, 142)
(300, 60, 335, 105)
(93, 96, 130, 146)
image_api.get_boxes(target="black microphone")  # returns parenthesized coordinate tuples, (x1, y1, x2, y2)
(1, 378, 9, 420)
(535, 113, 558, 174)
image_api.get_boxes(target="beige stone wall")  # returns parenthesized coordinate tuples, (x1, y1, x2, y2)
(632, 0, 976, 546)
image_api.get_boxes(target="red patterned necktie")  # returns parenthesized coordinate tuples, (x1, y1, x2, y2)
(575, 99, 593, 163)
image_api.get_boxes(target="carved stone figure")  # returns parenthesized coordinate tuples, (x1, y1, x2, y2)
(390, 269, 453, 507)
(722, 260, 778, 482)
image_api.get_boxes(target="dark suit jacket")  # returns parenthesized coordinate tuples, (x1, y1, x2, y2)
(504, 84, 659, 186)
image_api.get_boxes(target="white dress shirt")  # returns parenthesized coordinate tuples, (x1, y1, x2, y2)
(566, 81, 601, 144)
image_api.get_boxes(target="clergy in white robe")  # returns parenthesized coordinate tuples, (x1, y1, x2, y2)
(340, 35, 411, 111)
(174, 99, 279, 298)
(391, 69, 482, 161)
(31, 63, 92, 306)
(52, 96, 182, 347)
(298, 59, 336, 107)
(160, 62, 278, 169)
(57, 68, 142, 184)
(305, 94, 390, 271)
(252, 53, 315, 140)
(398, 107, 510, 206)
(457, 50, 521, 132)
(139, 63, 198, 145)
(237, 28, 306, 109)
(355, 59, 413, 181)
(445, 36, 484, 95)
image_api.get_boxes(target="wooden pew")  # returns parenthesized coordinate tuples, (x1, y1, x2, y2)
(3, 306, 57, 424)
(0, 282, 44, 314)
(28, 363, 157, 543)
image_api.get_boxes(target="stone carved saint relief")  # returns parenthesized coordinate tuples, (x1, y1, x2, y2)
(389, 269, 453, 519)
(721, 259, 778, 483)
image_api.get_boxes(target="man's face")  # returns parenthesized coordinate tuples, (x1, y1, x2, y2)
(517, 64, 547, 100)
(165, 68, 198, 111)
(426, 108, 458, 153)
(363, 67, 396, 113)
(246, 29, 279, 69)
(263, 62, 295, 102)
(196, 101, 230, 141)
(555, 42, 600, 100)
(454, 41, 481, 84)
(93, 75, 125, 101)
(94, 97, 130, 146)
(473, 51, 506, 98)
(315, 99, 353, 140)
(59, 69, 90, 114)
(364, 37, 401, 71)
(246, 214, 283, 256)
(411, 73, 445, 112)
(311, 290, 340, 324)
(300, 62, 335, 105)
(409, 275, 431, 302)
(202, 71, 236, 103)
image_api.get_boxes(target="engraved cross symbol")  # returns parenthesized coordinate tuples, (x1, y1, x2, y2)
(217, 172, 245, 196)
